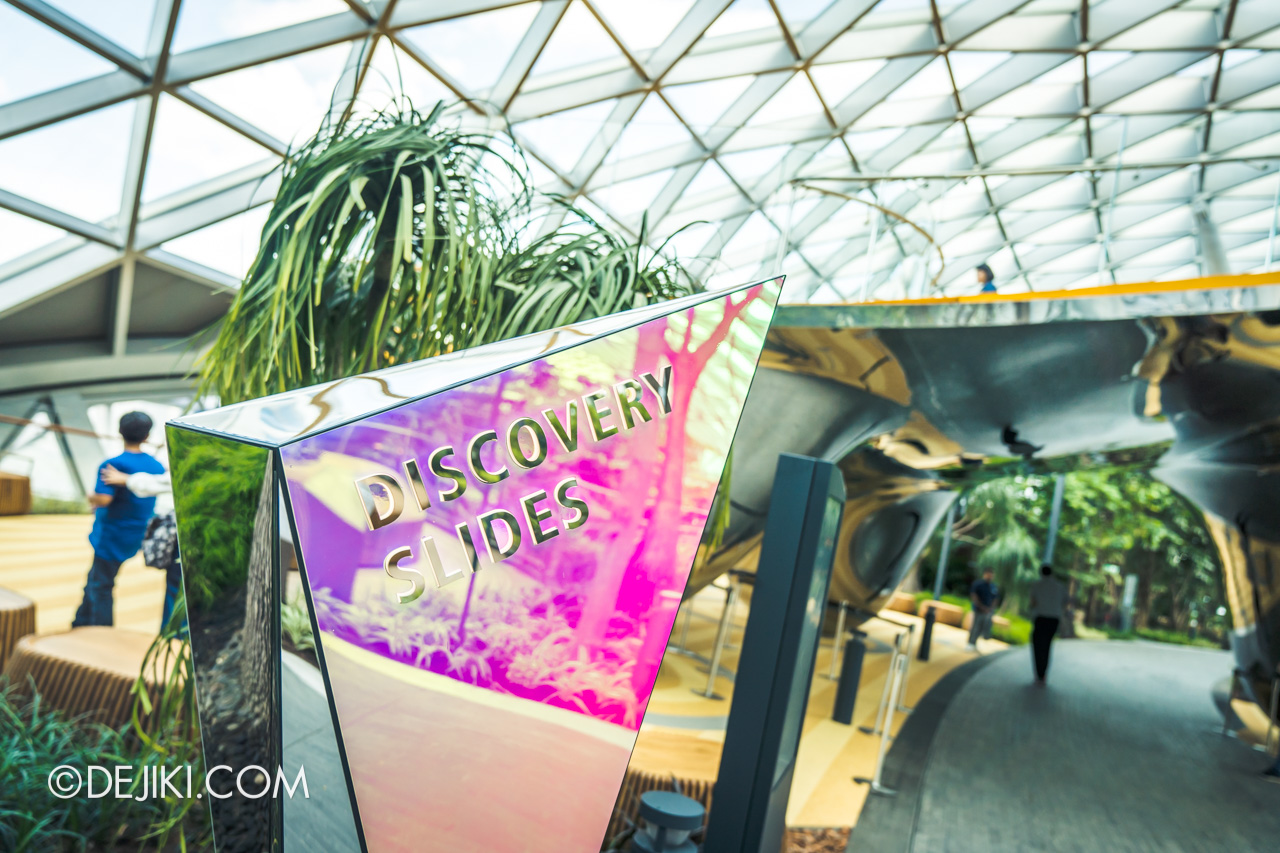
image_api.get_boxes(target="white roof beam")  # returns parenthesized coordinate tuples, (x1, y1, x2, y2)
(0, 243, 121, 318)
(165, 15, 371, 87)
(0, 71, 146, 141)
(490, 0, 569, 113)
(0, 190, 119, 246)
(646, 0, 736, 80)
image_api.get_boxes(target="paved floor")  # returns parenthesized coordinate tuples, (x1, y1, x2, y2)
(629, 587, 1002, 827)
(904, 640, 1280, 853)
(0, 514, 164, 636)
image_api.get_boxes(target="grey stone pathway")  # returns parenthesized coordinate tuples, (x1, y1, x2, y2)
(903, 640, 1280, 853)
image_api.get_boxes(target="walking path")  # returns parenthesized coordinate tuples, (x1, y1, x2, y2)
(850, 639, 1280, 852)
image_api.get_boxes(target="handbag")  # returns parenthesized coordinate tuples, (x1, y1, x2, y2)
(142, 511, 179, 571)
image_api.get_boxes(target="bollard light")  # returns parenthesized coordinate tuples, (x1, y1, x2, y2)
(629, 790, 704, 853)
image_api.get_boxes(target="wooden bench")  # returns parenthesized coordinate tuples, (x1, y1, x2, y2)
(886, 591, 918, 614)
(0, 587, 36, 672)
(4, 627, 166, 728)
(0, 472, 31, 516)
(917, 600, 966, 627)
(606, 767, 713, 844)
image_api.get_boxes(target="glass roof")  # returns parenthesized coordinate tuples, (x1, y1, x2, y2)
(1, 0, 1279, 338)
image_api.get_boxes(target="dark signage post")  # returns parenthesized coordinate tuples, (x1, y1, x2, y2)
(704, 453, 846, 853)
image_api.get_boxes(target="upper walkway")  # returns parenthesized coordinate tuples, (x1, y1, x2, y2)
(851, 639, 1279, 852)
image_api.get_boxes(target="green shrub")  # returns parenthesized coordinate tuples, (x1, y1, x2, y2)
(912, 591, 974, 612)
(29, 496, 89, 515)
(993, 614, 1032, 645)
(1097, 625, 1219, 649)
(913, 591, 1031, 644)
(0, 683, 181, 852)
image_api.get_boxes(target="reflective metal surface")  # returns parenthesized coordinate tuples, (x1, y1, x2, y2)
(703, 275, 1280, 700)
(278, 485, 361, 853)
(167, 279, 781, 852)
(172, 287, 738, 448)
(166, 427, 279, 852)
(777, 273, 1280, 330)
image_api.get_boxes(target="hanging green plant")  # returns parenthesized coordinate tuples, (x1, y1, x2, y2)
(196, 102, 699, 406)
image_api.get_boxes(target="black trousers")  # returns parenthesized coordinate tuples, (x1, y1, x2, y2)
(72, 555, 122, 627)
(1032, 617, 1060, 681)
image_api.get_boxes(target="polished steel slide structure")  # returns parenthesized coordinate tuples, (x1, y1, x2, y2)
(697, 271, 1280, 712)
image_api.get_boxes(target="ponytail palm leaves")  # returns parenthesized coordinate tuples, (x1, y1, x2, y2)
(197, 103, 697, 406)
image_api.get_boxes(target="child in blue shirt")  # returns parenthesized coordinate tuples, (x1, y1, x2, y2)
(71, 411, 166, 627)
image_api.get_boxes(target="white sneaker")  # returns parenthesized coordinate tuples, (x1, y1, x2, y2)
(965, 643, 977, 653)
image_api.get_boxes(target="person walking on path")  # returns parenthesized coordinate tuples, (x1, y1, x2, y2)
(967, 568, 999, 652)
(71, 412, 166, 627)
(1029, 563, 1068, 683)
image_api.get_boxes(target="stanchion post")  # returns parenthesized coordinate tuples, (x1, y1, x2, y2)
(897, 624, 914, 713)
(855, 649, 906, 796)
(694, 574, 739, 700)
(827, 600, 848, 680)
(674, 599, 693, 654)
(918, 605, 935, 662)
(858, 630, 904, 736)
(832, 631, 866, 725)
(859, 641, 895, 736)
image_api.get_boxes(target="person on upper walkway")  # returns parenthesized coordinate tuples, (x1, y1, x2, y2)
(976, 263, 997, 294)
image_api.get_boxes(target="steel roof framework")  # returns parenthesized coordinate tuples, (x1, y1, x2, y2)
(0, 0, 1278, 371)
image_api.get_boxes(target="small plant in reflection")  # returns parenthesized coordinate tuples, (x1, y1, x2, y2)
(280, 592, 316, 654)
(311, 584, 645, 727)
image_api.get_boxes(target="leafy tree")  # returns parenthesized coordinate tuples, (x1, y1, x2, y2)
(918, 465, 1226, 643)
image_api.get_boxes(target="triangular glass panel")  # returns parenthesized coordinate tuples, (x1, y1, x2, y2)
(172, 0, 352, 54)
(947, 51, 1012, 89)
(603, 93, 693, 164)
(809, 59, 887, 105)
(663, 75, 755, 137)
(0, 4, 116, 106)
(594, 0, 696, 56)
(845, 127, 905, 161)
(746, 73, 826, 125)
(0, 100, 134, 225)
(358, 38, 455, 114)
(143, 95, 277, 205)
(704, 0, 783, 40)
(159, 203, 270, 280)
(718, 145, 790, 189)
(887, 56, 954, 101)
(188, 43, 352, 148)
(401, 4, 538, 96)
(1033, 55, 1083, 85)
(720, 210, 782, 267)
(775, 0, 835, 32)
(514, 100, 616, 175)
(0, 208, 67, 267)
(526, 1, 625, 80)
(682, 159, 734, 198)
(1087, 51, 1133, 76)
(45, 0, 155, 58)
(589, 168, 674, 223)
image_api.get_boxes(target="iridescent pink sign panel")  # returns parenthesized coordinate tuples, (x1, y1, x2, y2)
(280, 282, 778, 851)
